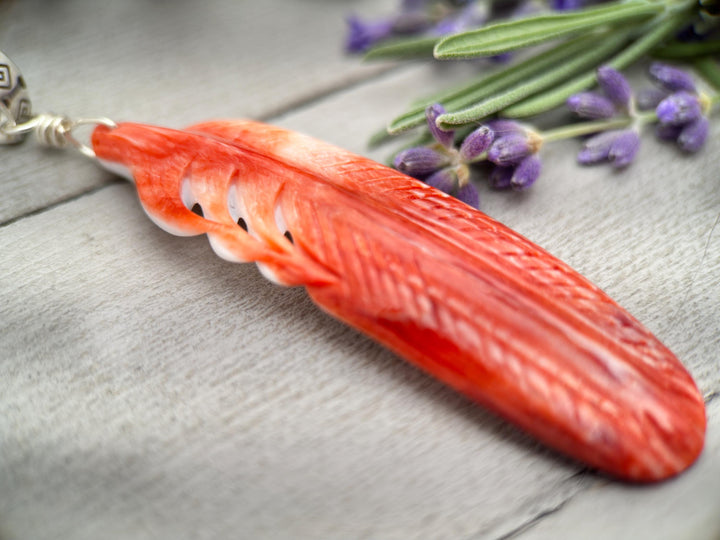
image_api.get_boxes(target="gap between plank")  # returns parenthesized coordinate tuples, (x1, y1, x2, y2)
(256, 63, 404, 122)
(0, 179, 123, 229)
(463, 469, 597, 540)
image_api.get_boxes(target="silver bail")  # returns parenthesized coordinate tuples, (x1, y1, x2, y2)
(0, 51, 32, 144)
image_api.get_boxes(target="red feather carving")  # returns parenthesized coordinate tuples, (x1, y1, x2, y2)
(92, 120, 706, 482)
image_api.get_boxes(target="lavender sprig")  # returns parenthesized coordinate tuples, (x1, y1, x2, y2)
(390, 64, 715, 207)
(346, 0, 719, 207)
(393, 104, 490, 207)
(395, 105, 545, 206)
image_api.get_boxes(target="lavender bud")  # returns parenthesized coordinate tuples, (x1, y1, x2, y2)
(636, 88, 668, 111)
(456, 182, 480, 208)
(487, 134, 532, 166)
(394, 147, 449, 177)
(345, 15, 394, 53)
(608, 130, 640, 168)
(649, 62, 696, 93)
(425, 168, 457, 194)
(655, 123, 683, 142)
(489, 166, 514, 190)
(597, 66, 632, 108)
(490, 52, 513, 64)
(567, 92, 616, 119)
(432, 5, 485, 36)
(656, 91, 702, 126)
(426, 104, 455, 148)
(459, 125, 494, 161)
(511, 155, 541, 189)
(552, 0, 584, 10)
(577, 131, 618, 164)
(677, 117, 709, 153)
(485, 119, 524, 137)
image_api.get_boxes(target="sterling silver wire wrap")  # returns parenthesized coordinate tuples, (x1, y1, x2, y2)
(0, 113, 117, 159)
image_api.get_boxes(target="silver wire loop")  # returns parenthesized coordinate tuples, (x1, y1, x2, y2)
(0, 113, 117, 159)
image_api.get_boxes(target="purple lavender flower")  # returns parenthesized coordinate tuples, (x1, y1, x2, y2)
(391, 102, 488, 207)
(425, 168, 457, 193)
(567, 92, 616, 119)
(577, 129, 640, 168)
(567, 66, 632, 121)
(607, 130, 641, 168)
(432, 4, 485, 35)
(456, 182, 480, 208)
(577, 131, 618, 165)
(486, 119, 525, 137)
(425, 103, 455, 148)
(394, 147, 450, 177)
(489, 166, 514, 190)
(459, 125, 494, 161)
(345, 15, 395, 53)
(636, 88, 668, 111)
(345, 1, 487, 54)
(393, 107, 542, 204)
(655, 123, 683, 142)
(656, 91, 703, 126)
(551, 0, 584, 10)
(487, 133, 534, 166)
(597, 66, 632, 109)
(677, 117, 709, 153)
(645, 63, 710, 153)
(649, 62, 697, 93)
(480, 122, 543, 188)
(511, 155, 542, 189)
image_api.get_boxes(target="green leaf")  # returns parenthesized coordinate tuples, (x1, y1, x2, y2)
(364, 36, 439, 60)
(433, 0, 661, 59)
(503, 14, 686, 117)
(653, 39, 720, 59)
(435, 32, 627, 127)
(387, 33, 604, 133)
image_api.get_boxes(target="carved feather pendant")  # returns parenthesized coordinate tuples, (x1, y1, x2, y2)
(91, 120, 706, 482)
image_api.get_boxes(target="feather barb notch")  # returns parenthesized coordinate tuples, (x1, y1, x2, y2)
(92, 120, 706, 482)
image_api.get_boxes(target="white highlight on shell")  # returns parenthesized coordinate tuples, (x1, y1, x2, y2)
(141, 206, 198, 237)
(207, 234, 248, 263)
(274, 200, 288, 238)
(181, 176, 195, 211)
(227, 183, 240, 222)
(227, 182, 252, 234)
(256, 261, 286, 285)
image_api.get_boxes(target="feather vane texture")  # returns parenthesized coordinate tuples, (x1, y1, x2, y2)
(92, 120, 706, 482)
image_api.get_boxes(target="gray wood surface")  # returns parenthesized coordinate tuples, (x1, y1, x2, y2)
(1, 1, 718, 539)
